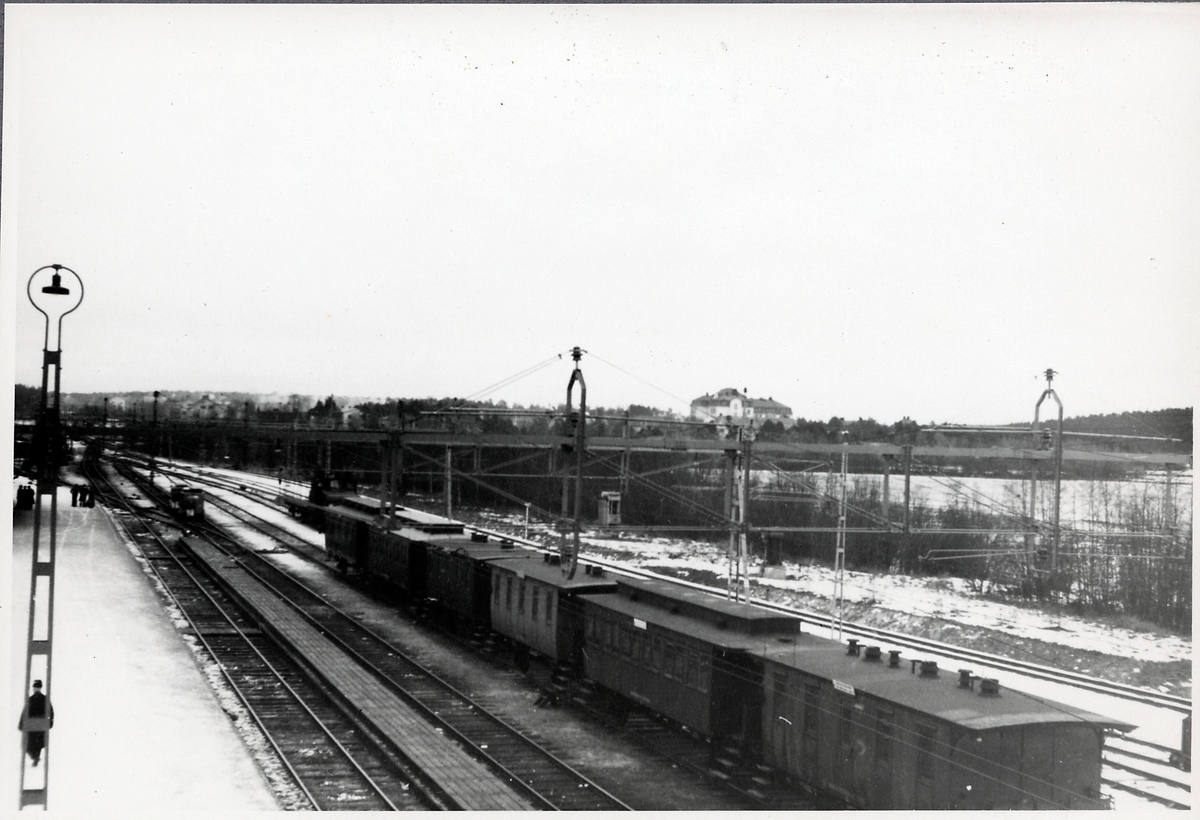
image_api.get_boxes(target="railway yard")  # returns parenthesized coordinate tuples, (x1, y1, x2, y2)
(12, 447, 1189, 811)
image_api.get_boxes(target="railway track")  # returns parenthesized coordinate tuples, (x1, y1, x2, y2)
(1103, 734, 1191, 810)
(115, 458, 827, 810)
(106, 457, 1192, 810)
(87, 463, 431, 810)
(107, 461, 632, 811)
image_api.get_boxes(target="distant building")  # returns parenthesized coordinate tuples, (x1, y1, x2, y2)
(689, 388, 792, 424)
(182, 393, 231, 421)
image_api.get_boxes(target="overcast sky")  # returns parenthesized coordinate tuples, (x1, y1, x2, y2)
(4, 4, 1198, 425)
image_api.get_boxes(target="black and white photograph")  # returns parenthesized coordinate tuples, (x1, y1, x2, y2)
(4, 3, 1196, 812)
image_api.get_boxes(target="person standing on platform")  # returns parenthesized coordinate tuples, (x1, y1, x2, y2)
(18, 680, 54, 766)
(81, 484, 93, 507)
(70, 485, 79, 507)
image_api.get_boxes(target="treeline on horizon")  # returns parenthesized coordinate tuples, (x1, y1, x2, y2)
(13, 384, 1193, 448)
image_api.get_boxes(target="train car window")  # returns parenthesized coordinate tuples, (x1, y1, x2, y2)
(620, 625, 632, 658)
(506, 576, 513, 611)
(876, 706, 894, 765)
(698, 654, 711, 694)
(804, 682, 820, 739)
(518, 580, 525, 614)
(662, 643, 677, 680)
(839, 702, 854, 750)
(650, 636, 663, 672)
(917, 724, 936, 780)
(545, 591, 553, 624)
(531, 586, 539, 621)
(685, 647, 699, 689)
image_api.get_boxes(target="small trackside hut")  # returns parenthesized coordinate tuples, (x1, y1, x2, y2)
(754, 639, 1135, 810)
(490, 556, 617, 670)
(580, 575, 800, 750)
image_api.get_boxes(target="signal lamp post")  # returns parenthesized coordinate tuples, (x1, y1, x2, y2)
(150, 390, 160, 479)
(21, 264, 84, 809)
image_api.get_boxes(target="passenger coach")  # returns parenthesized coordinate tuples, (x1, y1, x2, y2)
(581, 575, 800, 750)
(755, 640, 1134, 810)
(490, 556, 617, 670)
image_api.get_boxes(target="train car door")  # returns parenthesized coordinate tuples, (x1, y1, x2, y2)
(836, 699, 855, 794)
(769, 668, 790, 772)
(871, 705, 894, 808)
(915, 723, 937, 809)
(710, 650, 763, 753)
(353, 520, 370, 567)
(802, 679, 820, 782)
(1022, 726, 1055, 808)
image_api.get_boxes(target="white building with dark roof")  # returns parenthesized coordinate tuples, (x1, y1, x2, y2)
(690, 388, 792, 424)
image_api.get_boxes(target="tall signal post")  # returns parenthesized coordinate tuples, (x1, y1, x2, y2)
(1033, 368, 1064, 583)
(21, 265, 84, 810)
(561, 348, 586, 579)
(834, 439, 848, 641)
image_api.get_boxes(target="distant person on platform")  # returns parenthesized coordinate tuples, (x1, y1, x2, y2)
(18, 680, 53, 767)
(82, 485, 93, 507)
(70, 485, 80, 507)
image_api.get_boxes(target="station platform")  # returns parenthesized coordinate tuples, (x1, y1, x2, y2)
(185, 536, 535, 810)
(7, 474, 279, 811)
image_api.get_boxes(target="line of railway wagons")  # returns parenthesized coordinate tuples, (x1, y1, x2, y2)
(281, 490, 1131, 810)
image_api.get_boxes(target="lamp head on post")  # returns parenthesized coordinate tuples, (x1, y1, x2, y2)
(28, 264, 84, 352)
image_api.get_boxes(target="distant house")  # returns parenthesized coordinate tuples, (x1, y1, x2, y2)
(690, 388, 792, 424)
(182, 393, 231, 421)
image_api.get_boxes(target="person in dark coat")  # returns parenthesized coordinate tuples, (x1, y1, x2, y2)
(81, 485, 93, 507)
(18, 680, 53, 766)
(70, 485, 79, 507)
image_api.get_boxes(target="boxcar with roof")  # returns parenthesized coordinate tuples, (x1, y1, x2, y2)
(580, 575, 800, 750)
(168, 485, 206, 520)
(364, 512, 472, 601)
(424, 537, 539, 630)
(754, 637, 1134, 810)
(322, 497, 378, 572)
(490, 556, 617, 670)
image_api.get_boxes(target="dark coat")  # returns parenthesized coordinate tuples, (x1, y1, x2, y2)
(19, 692, 53, 759)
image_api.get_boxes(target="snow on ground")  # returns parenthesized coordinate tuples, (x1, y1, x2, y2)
(8, 480, 280, 811)
(474, 508, 1193, 667)
(756, 567, 1192, 665)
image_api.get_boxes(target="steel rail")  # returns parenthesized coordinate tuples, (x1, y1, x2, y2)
(138, 460, 632, 810)
(197, 530, 633, 811)
(97, 463, 420, 810)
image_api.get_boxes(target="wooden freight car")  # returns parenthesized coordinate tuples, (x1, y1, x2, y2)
(580, 575, 800, 749)
(754, 639, 1134, 810)
(168, 485, 205, 520)
(424, 538, 537, 630)
(490, 556, 617, 669)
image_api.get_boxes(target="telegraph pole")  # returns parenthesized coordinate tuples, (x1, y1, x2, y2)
(739, 425, 752, 602)
(150, 390, 160, 479)
(834, 441, 848, 641)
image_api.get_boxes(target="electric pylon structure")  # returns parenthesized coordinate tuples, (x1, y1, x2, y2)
(1032, 368, 1064, 581)
(561, 347, 586, 579)
(20, 265, 83, 810)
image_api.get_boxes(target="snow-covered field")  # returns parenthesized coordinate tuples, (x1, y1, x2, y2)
(471, 509, 1192, 669)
